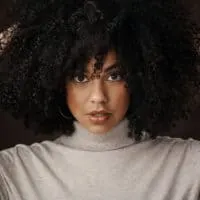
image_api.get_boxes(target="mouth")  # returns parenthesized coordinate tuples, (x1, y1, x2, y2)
(87, 111, 112, 124)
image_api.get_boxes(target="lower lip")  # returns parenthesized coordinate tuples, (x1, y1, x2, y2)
(88, 114, 111, 124)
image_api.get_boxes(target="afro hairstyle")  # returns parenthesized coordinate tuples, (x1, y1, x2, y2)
(0, 0, 199, 140)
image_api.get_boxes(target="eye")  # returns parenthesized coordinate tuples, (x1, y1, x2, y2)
(107, 73, 122, 81)
(73, 75, 89, 83)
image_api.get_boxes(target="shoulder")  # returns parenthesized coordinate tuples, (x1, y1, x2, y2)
(0, 137, 69, 199)
(152, 136, 200, 170)
(0, 139, 60, 196)
(0, 139, 59, 174)
(0, 135, 70, 171)
(154, 136, 200, 152)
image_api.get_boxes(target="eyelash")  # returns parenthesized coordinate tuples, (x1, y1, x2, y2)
(107, 73, 122, 81)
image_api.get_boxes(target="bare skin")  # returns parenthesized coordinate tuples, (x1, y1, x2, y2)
(66, 50, 130, 134)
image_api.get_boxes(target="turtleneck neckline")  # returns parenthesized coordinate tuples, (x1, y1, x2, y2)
(56, 119, 136, 152)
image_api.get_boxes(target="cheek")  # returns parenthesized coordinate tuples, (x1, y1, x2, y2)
(66, 86, 84, 113)
(109, 85, 130, 109)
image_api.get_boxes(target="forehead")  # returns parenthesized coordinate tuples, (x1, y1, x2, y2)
(86, 50, 118, 73)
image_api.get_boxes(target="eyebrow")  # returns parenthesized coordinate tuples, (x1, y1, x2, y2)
(103, 63, 121, 73)
(81, 62, 121, 75)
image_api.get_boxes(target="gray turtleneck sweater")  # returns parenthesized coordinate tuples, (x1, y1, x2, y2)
(0, 119, 200, 200)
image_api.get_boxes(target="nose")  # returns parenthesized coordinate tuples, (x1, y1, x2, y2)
(89, 79, 108, 104)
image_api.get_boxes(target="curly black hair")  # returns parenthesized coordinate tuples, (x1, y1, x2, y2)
(0, 0, 199, 140)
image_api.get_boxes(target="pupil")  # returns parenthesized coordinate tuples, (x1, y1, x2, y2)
(111, 73, 118, 79)
(77, 75, 85, 81)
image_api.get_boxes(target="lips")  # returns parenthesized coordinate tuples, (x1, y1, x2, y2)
(87, 110, 111, 124)
(88, 110, 111, 115)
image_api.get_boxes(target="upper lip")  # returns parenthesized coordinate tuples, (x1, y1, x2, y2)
(87, 110, 111, 115)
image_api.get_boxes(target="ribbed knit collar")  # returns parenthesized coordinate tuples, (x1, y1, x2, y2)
(56, 119, 136, 152)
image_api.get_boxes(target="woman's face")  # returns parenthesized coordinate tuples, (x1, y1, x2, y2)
(66, 50, 130, 134)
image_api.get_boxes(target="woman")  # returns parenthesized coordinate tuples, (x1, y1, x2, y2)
(0, 0, 200, 199)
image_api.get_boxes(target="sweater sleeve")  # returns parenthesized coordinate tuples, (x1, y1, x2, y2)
(0, 165, 9, 200)
(0, 149, 15, 200)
